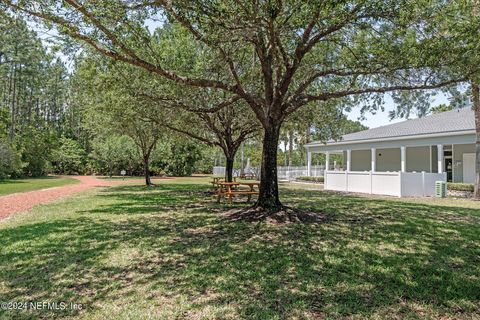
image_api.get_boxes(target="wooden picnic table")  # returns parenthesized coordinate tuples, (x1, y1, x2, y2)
(239, 181, 260, 191)
(215, 181, 259, 204)
(210, 177, 236, 191)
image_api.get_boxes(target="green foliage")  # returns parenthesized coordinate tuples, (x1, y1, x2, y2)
(90, 135, 140, 176)
(296, 176, 324, 183)
(168, 142, 202, 176)
(0, 15, 76, 140)
(51, 137, 86, 175)
(193, 145, 218, 174)
(15, 128, 56, 177)
(448, 183, 474, 192)
(0, 139, 22, 179)
(151, 141, 203, 176)
(430, 104, 454, 114)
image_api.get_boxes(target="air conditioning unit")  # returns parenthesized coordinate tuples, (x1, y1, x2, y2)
(435, 181, 447, 198)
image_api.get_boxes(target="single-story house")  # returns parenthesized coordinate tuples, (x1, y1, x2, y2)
(305, 108, 476, 197)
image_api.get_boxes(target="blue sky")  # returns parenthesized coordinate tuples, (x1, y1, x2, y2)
(347, 93, 450, 129)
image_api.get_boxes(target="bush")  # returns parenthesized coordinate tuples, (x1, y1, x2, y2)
(296, 176, 324, 183)
(447, 183, 474, 192)
(0, 139, 22, 179)
(90, 135, 140, 176)
(150, 166, 167, 177)
(17, 128, 55, 177)
(151, 140, 203, 177)
(51, 137, 86, 174)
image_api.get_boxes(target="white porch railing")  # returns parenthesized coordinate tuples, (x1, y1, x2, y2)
(325, 171, 447, 197)
(212, 165, 324, 181)
(277, 165, 324, 180)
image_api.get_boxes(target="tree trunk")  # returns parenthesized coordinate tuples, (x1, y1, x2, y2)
(9, 63, 16, 140)
(255, 122, 283, 211)
(473, 83, 480, 199)
(225, 156, 234, 182)
(144, 156, 152, 186)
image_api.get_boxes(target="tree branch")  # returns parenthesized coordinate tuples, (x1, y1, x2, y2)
(2, 0, 237, 92)
(286, 76, 469, 115)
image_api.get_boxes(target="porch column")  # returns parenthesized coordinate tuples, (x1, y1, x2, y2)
(307, 149, 312, 177)
(325, 151, 330, 172)
(400, 146, 406, 172)
(371, 148, 376, 172)
(346, 149, 351, 171)
(429, 145, 432, 173)
(437, 144, 444, 173)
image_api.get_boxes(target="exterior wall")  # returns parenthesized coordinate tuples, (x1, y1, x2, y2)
(453, 143, 475, 182)
(351, 150, 371, 171)
(406, 146, 430, 172)
(376, 148, 401, 171)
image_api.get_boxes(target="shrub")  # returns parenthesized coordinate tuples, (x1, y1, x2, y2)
(150, 166, 167, 177)
(447, 183, 474, 192)
(0, 139, 22, 179)
(14, 127, 57, 177)
(296, 176, 324, 183)
(151, 141, 202, 177)
(90, 135, 140, 176)
(51, 137, 86, 175)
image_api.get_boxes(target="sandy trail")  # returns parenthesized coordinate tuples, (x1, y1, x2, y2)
(0, 176, 128, 220)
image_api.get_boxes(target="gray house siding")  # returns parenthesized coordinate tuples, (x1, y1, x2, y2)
(453, 144, 475, 182)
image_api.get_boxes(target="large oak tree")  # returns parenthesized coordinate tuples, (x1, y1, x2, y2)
(3, 0, 473, 213)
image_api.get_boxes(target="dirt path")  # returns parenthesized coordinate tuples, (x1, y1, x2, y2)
(0, 176, 128, 221)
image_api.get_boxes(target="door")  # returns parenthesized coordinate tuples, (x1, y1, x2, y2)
(463, 153, 476, 184)
(444, 157, 453, 182)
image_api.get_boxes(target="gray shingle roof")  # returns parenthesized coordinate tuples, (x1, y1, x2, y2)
(313, 108, 474, 145)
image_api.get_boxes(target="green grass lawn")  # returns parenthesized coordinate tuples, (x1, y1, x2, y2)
(0, 176, 79, 196)
(1, 177, 479, 319)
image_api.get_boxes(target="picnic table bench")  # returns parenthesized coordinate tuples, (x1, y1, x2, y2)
(214, 181, 260, 204)
(239, 173, 256, 180)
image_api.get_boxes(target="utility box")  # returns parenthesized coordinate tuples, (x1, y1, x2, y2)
(435, 181, 447, 198)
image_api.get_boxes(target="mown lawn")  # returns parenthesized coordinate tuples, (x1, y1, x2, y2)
(0, 177, 479, 319)
(0, 176, 79, 196)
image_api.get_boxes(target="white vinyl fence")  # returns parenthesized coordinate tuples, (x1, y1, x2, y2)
(213, 166, 226, 177)
(213, 165, 324, 181)
(277, 165, 325, 180)
(324, 171, 447, 197)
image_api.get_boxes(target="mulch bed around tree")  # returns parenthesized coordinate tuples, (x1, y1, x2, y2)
(224, 206, 327, 224)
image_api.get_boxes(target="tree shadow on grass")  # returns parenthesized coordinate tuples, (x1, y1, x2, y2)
(1, 184, 479, 319)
